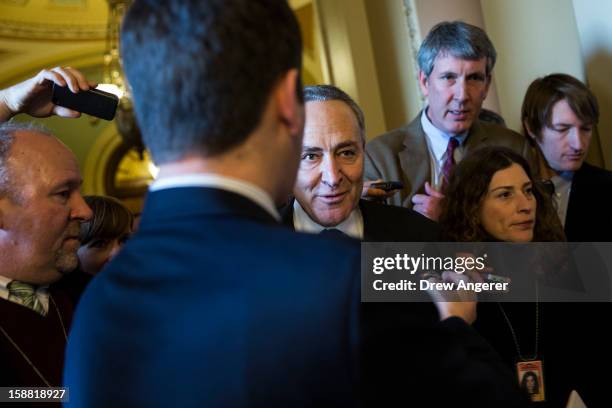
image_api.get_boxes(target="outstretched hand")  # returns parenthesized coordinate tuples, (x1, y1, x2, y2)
(427, 271, 478, 324)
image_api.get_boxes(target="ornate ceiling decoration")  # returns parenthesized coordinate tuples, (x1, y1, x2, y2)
(0, 0, 107, 41)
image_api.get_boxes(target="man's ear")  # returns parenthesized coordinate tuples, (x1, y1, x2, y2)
(275, 68, 303, 136)
(418, 70, 430, 97)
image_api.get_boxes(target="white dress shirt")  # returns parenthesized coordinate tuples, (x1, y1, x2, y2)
(292, 200, 364, 239)
(150, 173, 280, 221)
(420, 109, 467, 189)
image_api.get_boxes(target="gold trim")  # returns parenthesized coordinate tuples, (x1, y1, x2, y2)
(0, 19, 105, 40)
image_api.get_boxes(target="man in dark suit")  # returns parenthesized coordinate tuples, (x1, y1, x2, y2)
(281, 84, 439, 242)
(64, 1, 525, 407)
(521, 73, 612, 407)
(522, 73, 612, 241)
(365, 21, 533, 221)
(0, 68, 95, 389)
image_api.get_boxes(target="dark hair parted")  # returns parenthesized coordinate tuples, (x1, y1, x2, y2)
(417, 21, 497, 78)
(79, 196, 133, 246)
(304, 85, 365, 143)
(439, 146, 565, 242)
(521, 73, 599, 143)
(121, 0, 303, 164)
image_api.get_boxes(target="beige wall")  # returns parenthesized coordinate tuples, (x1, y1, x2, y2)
(316, 0, 387, 139)
(364, 0, 421, 132)
(572, 0, 612, 167)
(480, 0, 585, 131)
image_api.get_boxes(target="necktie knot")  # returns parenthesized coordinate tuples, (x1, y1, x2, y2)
(446, 137, 459, 156)
(7, 281, 45, 315)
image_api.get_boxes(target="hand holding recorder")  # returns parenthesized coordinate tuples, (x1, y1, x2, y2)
(362, 179, 404, 200)
(0, 66, 102, 122)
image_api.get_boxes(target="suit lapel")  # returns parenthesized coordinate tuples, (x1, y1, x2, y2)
(398, 115, 430, 199)
(278, 199, 296, 230)
(463, 121, 488, 157)
(360, 200, 380, 241)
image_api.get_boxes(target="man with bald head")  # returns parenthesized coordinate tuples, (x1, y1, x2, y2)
(0, 67, 94, 386)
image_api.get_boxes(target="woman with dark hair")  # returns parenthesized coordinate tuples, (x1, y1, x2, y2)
(77, 195, 133, 276)
(440, 145, 564, 242)
(438, 146, 578, 406)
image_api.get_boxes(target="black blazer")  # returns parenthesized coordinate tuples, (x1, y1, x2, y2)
(565, 162, 612, 241)
(281, 199, 527, 407)
(280, 198, 440, 242)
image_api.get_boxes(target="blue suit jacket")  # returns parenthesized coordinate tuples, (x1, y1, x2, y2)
(64, 187, 361, 407)
(64, 187, 525, 407)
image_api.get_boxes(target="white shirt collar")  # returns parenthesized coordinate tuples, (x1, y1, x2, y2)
(420, 108, 467, 162)
(292, 200, 363, 239)
(150, 174, 280, 221)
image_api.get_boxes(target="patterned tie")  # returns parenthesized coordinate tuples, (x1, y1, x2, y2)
(7, 281, 46, 316)
(440, 137, 459, 193)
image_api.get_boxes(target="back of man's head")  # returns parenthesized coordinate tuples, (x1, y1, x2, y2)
(121, 0, 303, 164)
(418, 21, 497, 78)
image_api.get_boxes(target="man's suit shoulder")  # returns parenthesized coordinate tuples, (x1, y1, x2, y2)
(577, 162, 612, 183)
(565, 162, 612, 241)
(360, 199, 429, 225)
(365, 118, 420, 154)
(359, 199, 440, 242)
(477, 121, 525, 144)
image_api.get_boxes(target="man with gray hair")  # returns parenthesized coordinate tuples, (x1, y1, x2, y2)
(0, 68, 93, 386)
(281, 84, 439, 241)
(365, 21, 533, 220)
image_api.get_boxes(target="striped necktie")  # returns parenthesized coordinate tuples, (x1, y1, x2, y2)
(7, 281, 46, 316)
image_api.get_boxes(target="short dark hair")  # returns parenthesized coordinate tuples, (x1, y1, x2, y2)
(121, 0, 303, 164)
(521, 73, 599, 143)
(304, 85, 365, 143)
(439, 146, 565, 242)
(418, 21, 497, 78)
(79, 196, 133, 246)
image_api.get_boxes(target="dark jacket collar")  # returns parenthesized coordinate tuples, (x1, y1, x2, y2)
(142, 187, 278, 226)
